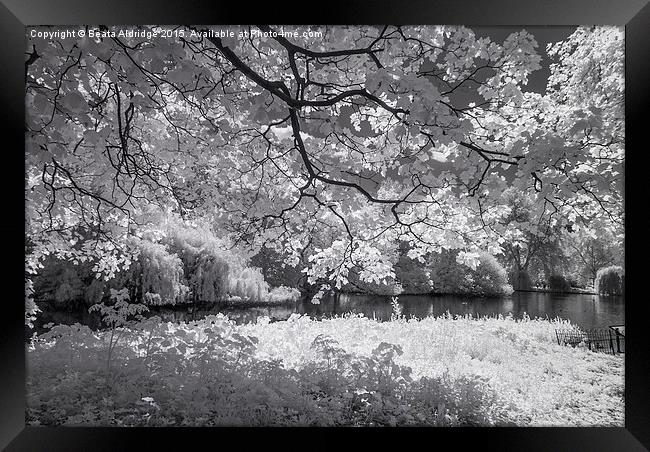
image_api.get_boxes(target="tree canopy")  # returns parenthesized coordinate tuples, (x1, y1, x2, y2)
(25, 25, 624, 312)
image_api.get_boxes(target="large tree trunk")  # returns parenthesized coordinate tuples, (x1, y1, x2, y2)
(509, 265, 532, 291)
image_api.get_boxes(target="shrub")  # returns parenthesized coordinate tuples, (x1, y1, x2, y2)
(594, 266, 624, 296)
(75, 237, 192, 307)
(469, 253, 514, 296)
(31, 219, 290, 308)
(548, 274, 571, 293)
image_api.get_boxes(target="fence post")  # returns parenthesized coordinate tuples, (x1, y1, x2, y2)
(608, 330, 614, 354)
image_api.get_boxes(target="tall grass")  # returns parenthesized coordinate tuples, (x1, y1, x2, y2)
(27, 311, 623, 427)
(240, 312, 623, 426)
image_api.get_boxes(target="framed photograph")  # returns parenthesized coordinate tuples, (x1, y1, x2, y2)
(2, 0, 648, 449)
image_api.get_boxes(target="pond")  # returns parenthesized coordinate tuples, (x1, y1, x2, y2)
(35, 291, 624, 333)
(216, 292, 623, 330)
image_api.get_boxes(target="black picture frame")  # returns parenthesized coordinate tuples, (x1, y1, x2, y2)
(1, 1, 648, 450)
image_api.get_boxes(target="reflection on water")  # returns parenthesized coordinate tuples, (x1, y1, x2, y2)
(240, 292, 622, 330)
(152, 292, 625, 329)
(293, 292, 624, 330)
(36, 291, 624, 332)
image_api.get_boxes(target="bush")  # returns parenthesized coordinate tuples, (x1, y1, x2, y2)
(594, 266, 624, 296)
(164, 223, 294, 304)
(469, 253, 514, 296)
(547, 274, 571, 293)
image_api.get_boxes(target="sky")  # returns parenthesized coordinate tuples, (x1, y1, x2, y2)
(473, 26, 577, 94)
(328, 26, 579, 139)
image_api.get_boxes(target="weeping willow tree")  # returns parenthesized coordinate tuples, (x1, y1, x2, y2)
(30, 218, 280, 307)
(594, 266, 624, 296)
(135, 240, 189, 305)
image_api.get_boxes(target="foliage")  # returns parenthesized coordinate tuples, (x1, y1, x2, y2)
(227, 267, 269, 302)
(547, 274, 571, 293)
(341, 265, 403, 296)
(24, 25, 624, 319)
(464, 252, 513, 296)
(594, 266, 624, 296)
(161, 219, 285, 304)
(27, 311, 623, 426)
(396, 250, 512, 296)
(390, 296, 403, 320)
(266, 286, 301, 304)
(132, 239, 190, 305)
(161, 221, 233, 303)
(25, 279, 40, 329)
(564, 226, 623, 288)
(250, 246, 306, 291)
(509, 269, 532, 291)
(87, 288, 149, 372)
(30, 216, 305, 310)
(32, 255, 103, 309)
(395, 251, 435, 294)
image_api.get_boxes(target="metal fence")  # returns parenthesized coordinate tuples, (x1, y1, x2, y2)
(609, 325, 625, 353)
(555, 325, 625, 354)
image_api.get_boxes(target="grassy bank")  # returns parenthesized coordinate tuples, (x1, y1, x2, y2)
(26, 313, 623, 426)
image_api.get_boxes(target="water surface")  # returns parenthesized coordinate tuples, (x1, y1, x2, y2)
(35, 291, 624, 332)
(295, 292, 622, 330)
